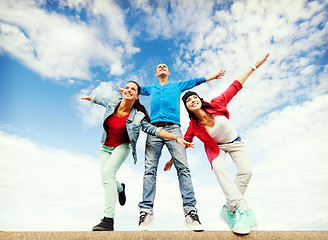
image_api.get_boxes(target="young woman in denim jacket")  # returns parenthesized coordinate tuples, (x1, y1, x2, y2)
(81, 81, 193, 231)
(164, 54, 269, 234)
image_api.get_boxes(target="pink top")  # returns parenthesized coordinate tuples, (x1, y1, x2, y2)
(184, 80, 243, 169)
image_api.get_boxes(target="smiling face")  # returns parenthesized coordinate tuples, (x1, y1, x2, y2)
(155, 63, 170, 78)
(123, 81, 139, 101)
(185, 94, 202, 112)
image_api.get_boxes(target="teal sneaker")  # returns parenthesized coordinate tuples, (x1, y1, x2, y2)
(220, 205, 237, 229)
(248, 209, 258, 229)
(232, 206, 250, 235)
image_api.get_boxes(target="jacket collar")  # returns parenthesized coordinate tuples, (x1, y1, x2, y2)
(113, 96, 139, 123)
(127, 108, 136, 122)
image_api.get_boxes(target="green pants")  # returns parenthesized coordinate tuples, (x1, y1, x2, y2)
(100, 143, 130, 218)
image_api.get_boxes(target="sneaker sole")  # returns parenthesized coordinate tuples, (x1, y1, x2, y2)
(92, 226, 113, 231)
(136, 218, 154, 231)
(232, 227, 250, 235)
(185, 223, 204, 232)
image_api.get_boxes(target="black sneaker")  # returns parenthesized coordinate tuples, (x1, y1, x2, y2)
(118, 183, 126, 206)
(92, 217, 114, 231)
(185, 210, 204, 232)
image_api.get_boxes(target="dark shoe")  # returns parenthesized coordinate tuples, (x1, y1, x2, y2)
(92, 217, 114, 231)
(185, 210, 204, 232)
(118, 183, 126, 206)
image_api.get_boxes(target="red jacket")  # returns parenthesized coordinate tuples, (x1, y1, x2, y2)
(184, 80, 243, 169)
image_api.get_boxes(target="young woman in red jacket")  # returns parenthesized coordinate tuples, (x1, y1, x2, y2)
(164, 53, 269, 234)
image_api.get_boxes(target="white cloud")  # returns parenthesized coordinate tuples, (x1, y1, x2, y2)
(133, 0, 215, 40)
(131, 0, 326, 126)
(244, 93, 328, 230)
(2, 0, 327, 231)
(0, 129, 217, 231)
(61, 0, 139, 56)
(76, 81, 116, 126)
(0, 0, 139, 80)
(0, 130, 102, 230)
(167, 0, 328, 131)
(0, 130, 158, 231)
(1, 92, 327, 230)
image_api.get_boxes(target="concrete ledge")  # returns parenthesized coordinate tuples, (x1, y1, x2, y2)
(1, 231, 327, 240)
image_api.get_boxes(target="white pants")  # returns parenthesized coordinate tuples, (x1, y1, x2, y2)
(212, 140, 252, 212)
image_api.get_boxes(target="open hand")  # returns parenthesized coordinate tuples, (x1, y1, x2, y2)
(177, 137, 194, 148)
(164, 159, 174, 171)
(254, 53, 270, 69)
(216, 69, 226, 79)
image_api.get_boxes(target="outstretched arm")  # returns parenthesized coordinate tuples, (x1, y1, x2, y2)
(81, 96, 94, 101)
(118, 86, 150, 96)
(237, 53, 270, 85)
(82, 95, 114, 107)
(159, 129, 194, 148)
(205, 69, 226, 82)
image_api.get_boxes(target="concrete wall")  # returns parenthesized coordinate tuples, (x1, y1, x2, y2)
(1, 231, 328, 240)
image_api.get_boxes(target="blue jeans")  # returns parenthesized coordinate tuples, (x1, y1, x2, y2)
(138, 124, 197, 215)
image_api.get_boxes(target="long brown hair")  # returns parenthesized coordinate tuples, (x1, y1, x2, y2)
(127, 81, 151, 122)
(185, 97, 215, 120)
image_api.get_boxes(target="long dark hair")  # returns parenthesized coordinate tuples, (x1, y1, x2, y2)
(127, 81, 151, 122)
(186, 97, 215, 120)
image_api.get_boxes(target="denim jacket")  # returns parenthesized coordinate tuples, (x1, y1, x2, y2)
(93, 95, 161, 164)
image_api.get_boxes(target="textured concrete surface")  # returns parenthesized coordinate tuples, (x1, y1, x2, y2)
(0, 231, 327, 240)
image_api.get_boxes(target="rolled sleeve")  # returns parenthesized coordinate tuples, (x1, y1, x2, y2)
(140, 86, 150, 96)
(93, 96, 109, 107)
(155, 127, 162, 137)
(140, 118, 158, 136)
(221, 80, 243, 104)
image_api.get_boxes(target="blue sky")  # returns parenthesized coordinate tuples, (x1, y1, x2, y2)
(1, 0, 327, 231)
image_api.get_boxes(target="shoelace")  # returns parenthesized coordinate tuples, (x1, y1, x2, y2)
(139, 212, 147, 224)
(228, 211, 236, 219)
(188, 211, 200, 223)
(101, 217, 111, 223)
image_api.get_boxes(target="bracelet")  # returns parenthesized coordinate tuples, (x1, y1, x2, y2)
(250, 65, 257, 71)
(174, 136, 180, 142)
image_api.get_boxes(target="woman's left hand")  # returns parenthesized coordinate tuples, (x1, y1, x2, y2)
(254, 53, 270, 69)
(177, 137, 194, 148)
